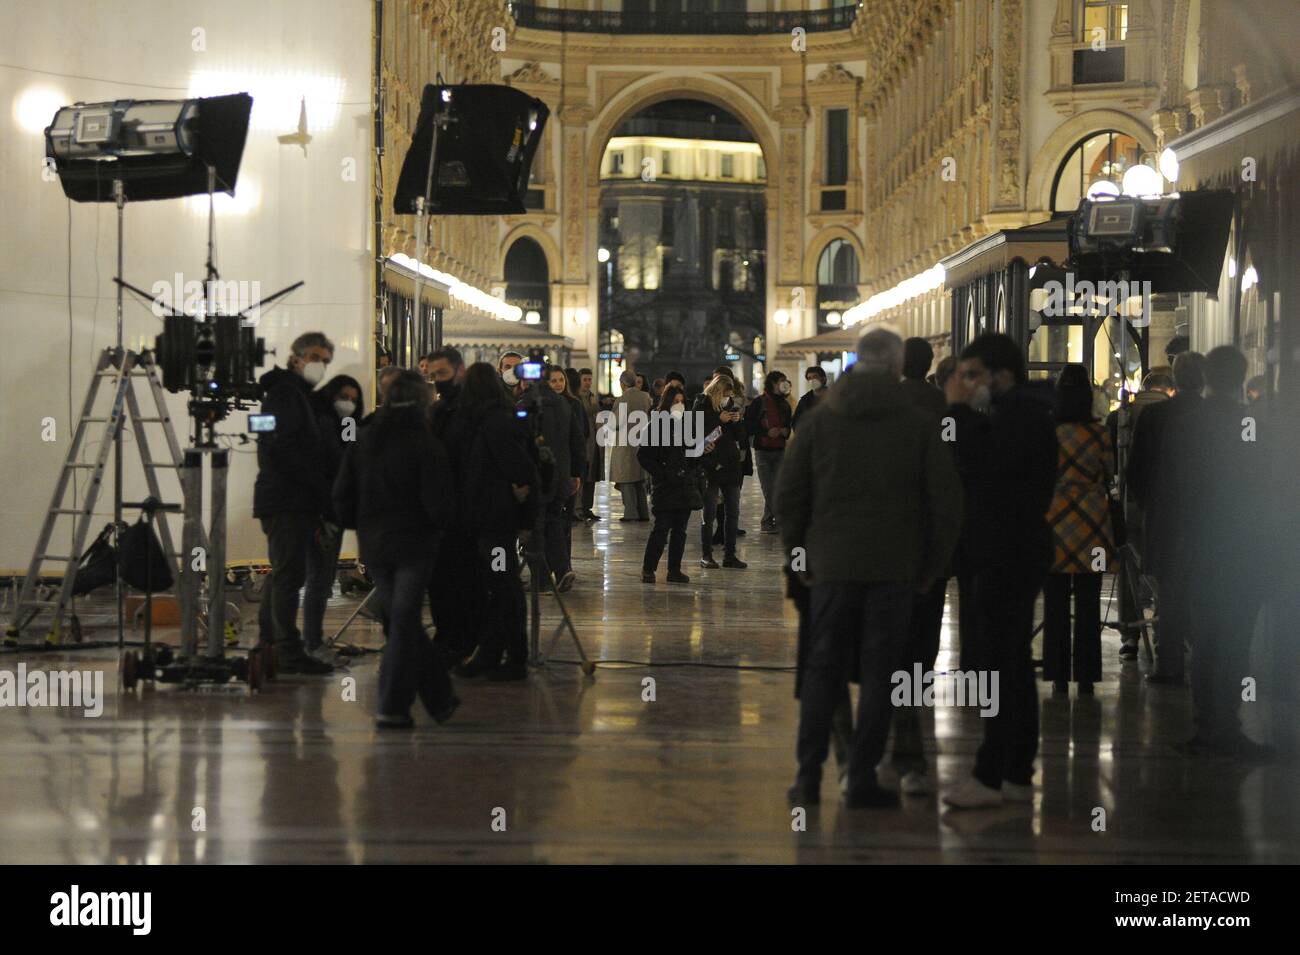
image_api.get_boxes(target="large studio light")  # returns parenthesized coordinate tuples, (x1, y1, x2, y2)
(45, 93, 253, 202)
(394, 83, 550, 217)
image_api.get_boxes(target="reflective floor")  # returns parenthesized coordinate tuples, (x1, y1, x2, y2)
(1, 483, 1297, 864)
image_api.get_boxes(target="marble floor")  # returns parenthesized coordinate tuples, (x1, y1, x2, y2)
(0, 483, 1297, 864)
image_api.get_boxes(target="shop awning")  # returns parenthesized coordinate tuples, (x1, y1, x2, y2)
(941, 217, 1072, 290)
(381, 261, 450, 308)
(776, 325, 861, 359)
(442, 311, 571, 349)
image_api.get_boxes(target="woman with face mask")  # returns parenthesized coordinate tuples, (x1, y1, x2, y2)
(636, 386, 708, 583)
(792, 366, 827, 432)
(302, 374, 365, 659)
(745, 371, 794, 534)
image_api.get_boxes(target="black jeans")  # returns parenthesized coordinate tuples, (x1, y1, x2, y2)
(1042, 572, 1103, 684)
(301, 524, 342, 651)
(258, 512, 316, 655)
(542, 492, 573, 578)
(429, 530, 479, 657)
(892, 576, 948, 776)
(1189, 576, 1261, 744)
(476, 534, 528, 669)
(643, 507, 690, 574)
(368, 555, 453, 719)
(701, 483, 740, 557)
(971, 563, 1045, 789)
(1151, 573, 1190, 680)
(796, 580, 912, 794)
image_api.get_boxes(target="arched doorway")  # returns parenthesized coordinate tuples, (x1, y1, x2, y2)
(503, 236, 550, 327)
(595, 96, 768, 389)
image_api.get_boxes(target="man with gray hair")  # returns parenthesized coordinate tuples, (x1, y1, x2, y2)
(253, 331, 337, 674)
(777, 327, 963, 808)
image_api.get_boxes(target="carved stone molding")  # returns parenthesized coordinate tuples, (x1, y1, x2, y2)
(506, 62, 558, 87)
(996, 0, 1023, 209)
(810, 63, 858, 87)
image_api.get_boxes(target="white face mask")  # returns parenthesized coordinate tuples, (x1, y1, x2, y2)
(970, 383, 992, 413)
(300, 361, 326, 385)
(806, 378, 823, 391)
(334, 399, 356, 418)
(502, 367, 518, 387)
(669, 404, 686, 419)
(777, 380, 791, 396)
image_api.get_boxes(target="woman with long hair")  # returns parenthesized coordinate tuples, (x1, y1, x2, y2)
(333, 370, 458, 726)
(456, 363, 540, 679)
(745, 369, 793, 534)
(637, 385, 708, 583)
(1043, 363, 1114, 696)
(693, 374, 747, 569)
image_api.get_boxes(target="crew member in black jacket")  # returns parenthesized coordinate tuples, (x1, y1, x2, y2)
(253, 331, 337, 675)
(638, 385, 710, 584)
(943, 333, 1059, 809)
(427, 346, 478, 660)
(301, 373, 364, 658)
(333, 370, 458, 727)
(456, 363, 541, 680)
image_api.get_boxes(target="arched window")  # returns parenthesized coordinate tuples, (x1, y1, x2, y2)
(1051, 130, 1141, 212)
(816, 238, 859, 285)
(503, 237, 549, 325)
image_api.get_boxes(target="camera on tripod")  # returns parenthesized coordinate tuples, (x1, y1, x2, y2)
(154, 312, 267, 427)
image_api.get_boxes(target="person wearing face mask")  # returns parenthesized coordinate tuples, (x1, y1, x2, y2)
(301, 374, 365, 661)
(745, 371, 793, 534)
(498, 351, 526, 398)
(792, 366, 827, 431)
(942, 333, 1058, 810)
(637, 385, 709, 583)
(253, 331, 338, 675)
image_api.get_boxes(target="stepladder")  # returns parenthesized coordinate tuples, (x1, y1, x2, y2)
(5, 347, 195, 646)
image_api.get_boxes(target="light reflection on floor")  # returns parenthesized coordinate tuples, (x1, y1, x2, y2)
(0, 483, 1296, 863)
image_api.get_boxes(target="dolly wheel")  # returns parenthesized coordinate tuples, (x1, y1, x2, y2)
(121, 651, 139, 690)
(247, 647, 264, 693)
(581, 661, 597, 677)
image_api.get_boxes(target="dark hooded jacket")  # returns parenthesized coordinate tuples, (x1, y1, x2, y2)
(253, 365, 329, 519)
(458, 402, 541, 536)
(331, 410, 454, 564)
(776, 369, 963, 585)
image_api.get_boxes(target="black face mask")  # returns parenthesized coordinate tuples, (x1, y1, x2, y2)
(434, 379, 459, 399)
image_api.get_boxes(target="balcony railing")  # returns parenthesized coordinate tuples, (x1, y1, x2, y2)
(509, 3, 859, 35)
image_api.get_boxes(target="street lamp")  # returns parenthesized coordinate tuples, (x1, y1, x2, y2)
(597, 247, 610, 263)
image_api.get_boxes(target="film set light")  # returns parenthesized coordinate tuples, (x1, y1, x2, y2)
(46, 93, 252, 202)
(392, 82, 550, 348)
(1068, 189, 1234, 294)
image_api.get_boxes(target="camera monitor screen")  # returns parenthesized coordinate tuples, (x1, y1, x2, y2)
(518, 362, 544, 380)
(248, 414, 276, 433)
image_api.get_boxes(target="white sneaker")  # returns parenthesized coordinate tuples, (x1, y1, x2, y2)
(942, 777, 1004, 809)
(1002, 781, 1035, 803)
(899, 771, 935, 796)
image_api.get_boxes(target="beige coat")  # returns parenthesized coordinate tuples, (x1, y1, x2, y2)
(609, 388, 653, 484)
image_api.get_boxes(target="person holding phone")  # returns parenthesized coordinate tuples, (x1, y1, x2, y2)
(693, 374, 747, 569)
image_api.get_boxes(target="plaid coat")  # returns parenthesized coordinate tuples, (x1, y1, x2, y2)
(1046, 421, 1115, 574)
